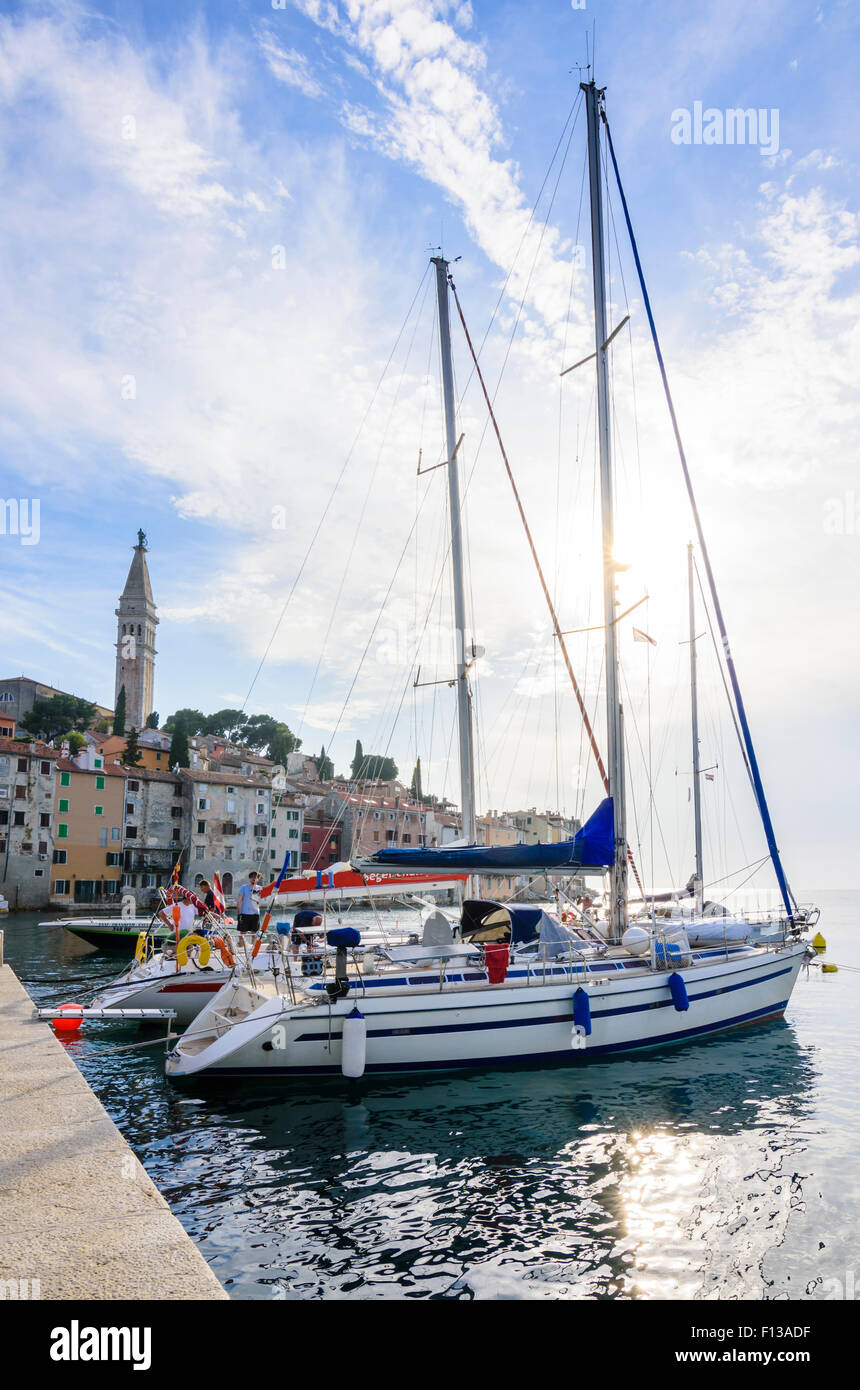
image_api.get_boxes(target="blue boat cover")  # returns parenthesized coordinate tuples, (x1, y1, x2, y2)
(359, 797, 614, 875)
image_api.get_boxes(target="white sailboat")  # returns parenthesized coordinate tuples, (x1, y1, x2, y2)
(166, 80, 812, 1082)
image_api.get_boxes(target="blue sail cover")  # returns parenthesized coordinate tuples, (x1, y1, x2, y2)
(358, 797, 614, 875)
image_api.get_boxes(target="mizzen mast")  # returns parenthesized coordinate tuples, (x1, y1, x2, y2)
(432, 256, 477, 846)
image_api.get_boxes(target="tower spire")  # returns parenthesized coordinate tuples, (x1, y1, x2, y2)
(115, 531, 157, 730)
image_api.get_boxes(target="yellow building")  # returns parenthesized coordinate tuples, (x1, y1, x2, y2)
(93, 730, 172, 772)
(51, 758, 127, 905)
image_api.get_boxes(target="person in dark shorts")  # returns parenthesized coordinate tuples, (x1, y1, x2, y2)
(236, 872, 262, 932)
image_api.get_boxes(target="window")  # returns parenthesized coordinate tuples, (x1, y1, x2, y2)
(94, 805, 103, 816)
(226, 798, 235, 813)
(224, 847, 233, 860)
(197, 798, 208, 811)
(373, 831, 379, 843)
(96, 776, 105, 790)
(171, 806, 182, 818)
(94, 758, 102, 769)
(197, 820, 205, 835)
(128, 780, 140, 792)
(14, 785, 25, 799)
(111, 826, 120, 841)
(53, 880, 70, 895)
(0, 811, 7, 826)
(126, 803, 135, 816)
(106, 852, 121, 867)
(171, 830, 180, 843)
(301, 831, 310, 843)
(156, 752, 162, 761)
(226, 786, 235, 794)
(145, 874, 156, 888)
(59, 798, 69, 813)
(57, 823, 68, 839)
(256, 803, 265, 814)
(0, 839, 5, 854)
(34, 868, 44, 877)
(195, 846, 204, 860)
(271, 827, 276, 837)
(386, 830, 395, 842)
(100, 828, 107, 847)
(53, 849, 67, 864)
(14, 811, 25, 827)
(289, 828, 298, 839)
(402, 834, 411, 844)
(40, 760, 50, 775)
(39, 812, 50, 828)
(223, 822, 238, 836)
(38, 840, 48, 854)
(60, 772, 70, 787)
(17, 758, 27, 772)
(126, 825, 137, 839)
(301, 852, 310, 865)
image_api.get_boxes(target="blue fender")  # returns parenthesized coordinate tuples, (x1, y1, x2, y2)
(573, 986, 592, 1035)
(669, 971, 690, 1012)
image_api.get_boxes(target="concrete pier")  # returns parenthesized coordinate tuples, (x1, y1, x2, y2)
(0, 964, 227, 1300)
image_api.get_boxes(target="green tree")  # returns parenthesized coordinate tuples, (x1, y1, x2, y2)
(268, 725, 300, 767)
(204, 708, 247, 740)
(169, 718, 190, 769)
(350, 739, 364, 779)
(66, 730, 86, 754)
(410, 757, 423, 801)
(20, 694, 97, 744)
(358, 753, 398, 783)
(145, 710, 159, 729)
(164, 708, 207, 736)
(314, 745, 334, 781)
(113, 685, 126, 736)
(121, 727, 143, 767)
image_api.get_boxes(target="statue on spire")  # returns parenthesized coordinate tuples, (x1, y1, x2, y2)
(137, 528, 147, 549)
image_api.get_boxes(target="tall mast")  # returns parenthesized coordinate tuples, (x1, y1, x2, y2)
(432, 256, 477, 845)
(688, 542, 704, 914)
(582, 81, 627, 935)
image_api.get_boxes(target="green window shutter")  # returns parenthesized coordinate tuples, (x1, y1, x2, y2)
(94, 758, 102, 769)
(60, 772, 70, 787)
(58, 824, 68, 839)
(94, 805, 103, 816)
(59, 799, 69, 813)
(96, 776, 105, 790)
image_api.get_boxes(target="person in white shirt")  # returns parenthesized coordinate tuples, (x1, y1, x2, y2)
(236, 872, 262, 933)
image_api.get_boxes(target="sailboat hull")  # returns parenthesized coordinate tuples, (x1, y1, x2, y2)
(166, 942, 806, 1079)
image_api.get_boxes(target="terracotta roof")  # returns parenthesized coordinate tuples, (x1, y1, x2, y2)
(55, 758, 128, 777)
(0, 739, 59, 758)
(125, 767, 183, 786)
(180, 769, 268, 789)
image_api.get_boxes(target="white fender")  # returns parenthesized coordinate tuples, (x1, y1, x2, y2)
(341, 1007, 367, 1078)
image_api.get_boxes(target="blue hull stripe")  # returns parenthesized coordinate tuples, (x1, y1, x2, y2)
(294, 964, 794, 1042)
(199, 1000, 791, 1076)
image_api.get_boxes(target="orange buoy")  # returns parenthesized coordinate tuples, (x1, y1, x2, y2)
(53, 1002, 84, 1034)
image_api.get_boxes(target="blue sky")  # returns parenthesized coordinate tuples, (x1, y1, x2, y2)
(1, 0, 859, 888)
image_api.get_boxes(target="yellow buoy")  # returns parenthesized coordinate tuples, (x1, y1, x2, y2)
(812, 932, 827, 952)
(821, 963, 838, 973)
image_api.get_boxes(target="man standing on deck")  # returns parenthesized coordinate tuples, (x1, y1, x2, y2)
(236, 871, 262, 934)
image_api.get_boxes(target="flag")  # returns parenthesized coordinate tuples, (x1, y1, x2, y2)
(633, 627, 657, 646)
(705, 772, 715, 781)
(170, 850, 183, 887)
(259, 850, 293, 936)
(212, 872, 226, 915)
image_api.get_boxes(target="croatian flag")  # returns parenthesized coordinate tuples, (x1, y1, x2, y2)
(212, 872, 226, 915)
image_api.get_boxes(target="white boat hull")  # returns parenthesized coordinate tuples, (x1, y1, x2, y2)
(166, 941, 806, 1078)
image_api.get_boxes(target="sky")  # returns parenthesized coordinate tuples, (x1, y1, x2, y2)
(1, 0, 858, 891)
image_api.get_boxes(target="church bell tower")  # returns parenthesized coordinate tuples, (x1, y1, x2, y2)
(115, 530, 158, 730)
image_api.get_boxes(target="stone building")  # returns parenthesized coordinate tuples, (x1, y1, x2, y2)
(0, 739, 59, 908)
(121, 768, 184, 903)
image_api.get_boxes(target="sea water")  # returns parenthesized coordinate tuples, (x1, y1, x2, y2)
(4, 889, 858, 1300)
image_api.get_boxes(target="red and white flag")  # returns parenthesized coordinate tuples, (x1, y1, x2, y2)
(212, 872, 226, 915)
(633, 627, 657, 647)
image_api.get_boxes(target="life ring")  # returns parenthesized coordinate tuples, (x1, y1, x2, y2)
(176, 934, 211, 968)
(213, 935, 235, 968)
(134, 931, 148, 963)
